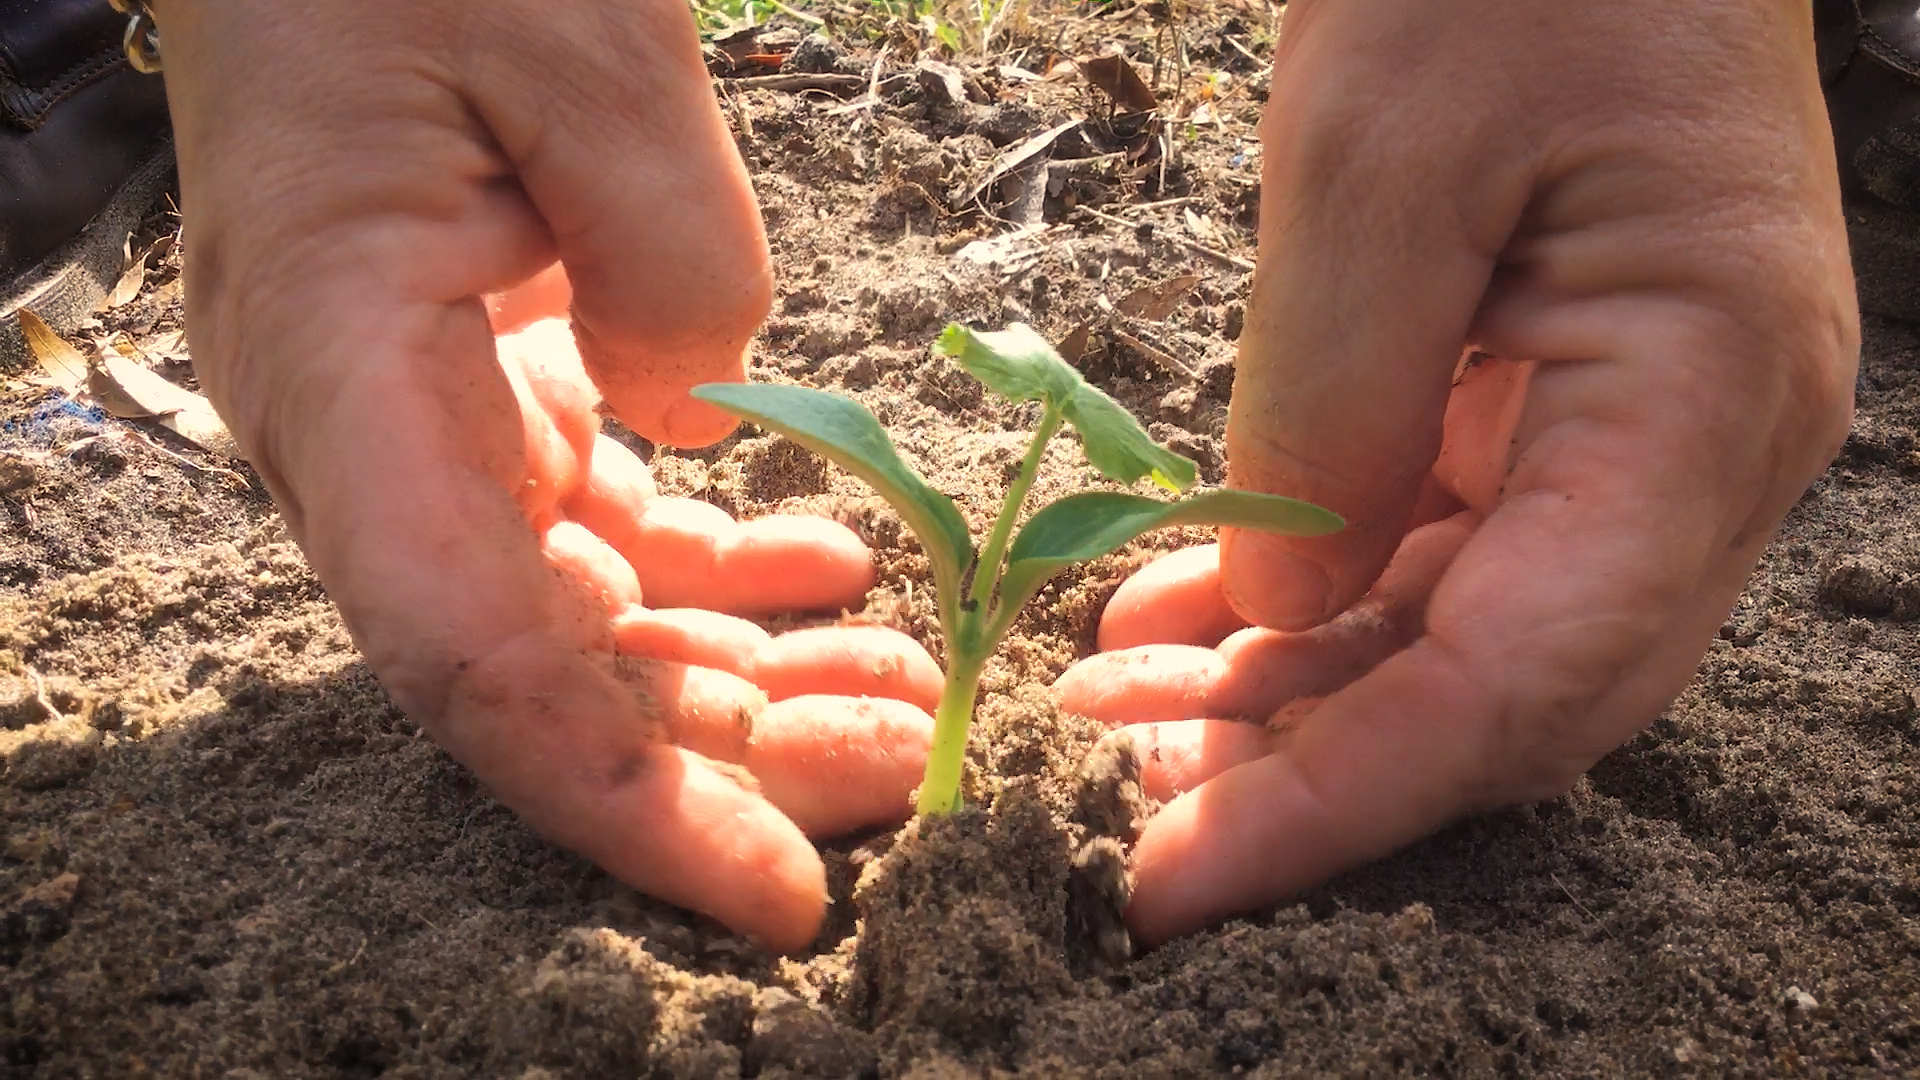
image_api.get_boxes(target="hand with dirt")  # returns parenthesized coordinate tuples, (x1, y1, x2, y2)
(155, 1, 935, 950)
(1060, 0, 1861, 944)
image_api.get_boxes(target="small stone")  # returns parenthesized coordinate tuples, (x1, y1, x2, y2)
(915, 59, 968, 107)
(1818, 555, 1920, 619)
(1785, 985, 1818, 1011)
(3, 872, 80, 952)
(782, 34, 844, 75)
(0, 452, 41, 494)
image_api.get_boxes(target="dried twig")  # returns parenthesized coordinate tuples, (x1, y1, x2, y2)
(720, 72, 869, 93)
(1071, 204, 1256, 271)
(1551, 872, 1613, 939)
(952, 118, 1083, 209)
(26, 667, 66, 724)
(1109, 322, 1197, 379)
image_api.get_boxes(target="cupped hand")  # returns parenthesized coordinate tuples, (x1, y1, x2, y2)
(1060, 0, 1859, 945)
(157, 0, 935, 950)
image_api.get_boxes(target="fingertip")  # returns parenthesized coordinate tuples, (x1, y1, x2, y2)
(486, 263, 574, 335)
(755, 625, 944, 713)
(715, 516, 875, 616)
(1054, 645, 1225, 726)
(1125, 759, 1286, 946)
(611, 606, 770, 678)
(746, 695, 934, 837)
(543, 519, 643, 614)
(1098, 544, 1250, 651)
(1435, 355, 1536, 514)
(1121, 719, 1275, 803)
(669, 752, 829, 952)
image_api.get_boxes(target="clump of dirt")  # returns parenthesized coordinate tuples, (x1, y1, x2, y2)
(5, 3, 1920, 1075)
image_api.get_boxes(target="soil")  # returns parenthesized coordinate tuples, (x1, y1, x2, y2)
(5, 4, 1920, 1077)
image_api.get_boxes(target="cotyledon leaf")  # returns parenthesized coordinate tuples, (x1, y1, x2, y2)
(934, 323, 1197, 493)
(993, 488, 1345, 621)
(932, 323, 1081, 406)
(691, 382, 974, 631)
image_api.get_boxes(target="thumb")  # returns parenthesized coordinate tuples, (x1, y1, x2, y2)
(462, 2, 771, 448)
(1221, 10, 1530, 629)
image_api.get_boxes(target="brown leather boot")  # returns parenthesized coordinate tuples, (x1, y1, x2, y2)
(0, 0, 173, 349)
(1820, 0, 1920, 321)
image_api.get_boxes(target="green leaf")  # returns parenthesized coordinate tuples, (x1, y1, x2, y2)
(933, 322, 1198, 493)
(993, 488, 1344, 620)
(1063, 387, 1198, 493)
(933, 323, 1081, 406)
(691, 382, 974, 633)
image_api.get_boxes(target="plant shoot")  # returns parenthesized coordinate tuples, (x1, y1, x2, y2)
(693, 323, 1343, 816)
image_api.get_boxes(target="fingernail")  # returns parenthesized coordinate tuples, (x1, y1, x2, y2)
(1221, 531, 1332, 631)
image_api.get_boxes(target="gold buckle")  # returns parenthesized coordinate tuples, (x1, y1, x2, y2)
(107, 0, 162, 74)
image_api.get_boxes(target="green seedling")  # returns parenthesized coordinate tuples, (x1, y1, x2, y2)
(693, 323, 1343, 816)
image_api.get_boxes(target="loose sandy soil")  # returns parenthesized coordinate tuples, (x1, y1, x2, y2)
(4, 4, 1919, 1076)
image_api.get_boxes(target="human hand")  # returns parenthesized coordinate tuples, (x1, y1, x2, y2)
(1058, 0, 1859, 945)
(157, 0, 935, 950)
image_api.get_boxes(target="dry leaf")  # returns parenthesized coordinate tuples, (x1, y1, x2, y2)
(89, 351, 235, 457)
(144, 329, 188, 360)
(1078, 54, 1157, 113)
(104, 248, 150, 309)
(1003, 162, 1049, 227)
(1056, 323, 1093, 365)
(1115, 274, 1200, 320)
(950, 224, 1052, 273)
(951, 118, 1081, 208)
(17, 311, 88, 394)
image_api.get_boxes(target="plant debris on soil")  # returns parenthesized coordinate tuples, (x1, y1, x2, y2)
(5, 2, 1920, 1076)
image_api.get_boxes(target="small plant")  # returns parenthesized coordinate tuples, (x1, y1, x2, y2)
(693, 323, 1342, 815)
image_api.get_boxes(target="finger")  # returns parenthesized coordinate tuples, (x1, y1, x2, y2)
(566, 430, 875, 616)
(1097, 544, 1249, 651)
(753, 625, 944, 713)
(611, 607, 770, 678)
(1055, 646, 1224, 727)
(614, 662, 933, 836)
(1059, 517, 1472, 726)
(1100, 720, 1276, 804)
(461, 642, 825, 952)
(1206, 515, 1471, 715)
(543, 520, 643, 614)
(495, 319, 597, 524)
(462, 4, 769, 447)
(1219, 15, 1532, 631)
(1434, 353, 1536, 514)
(745, 696, 933, 837)
(486, 263, 573, 335)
